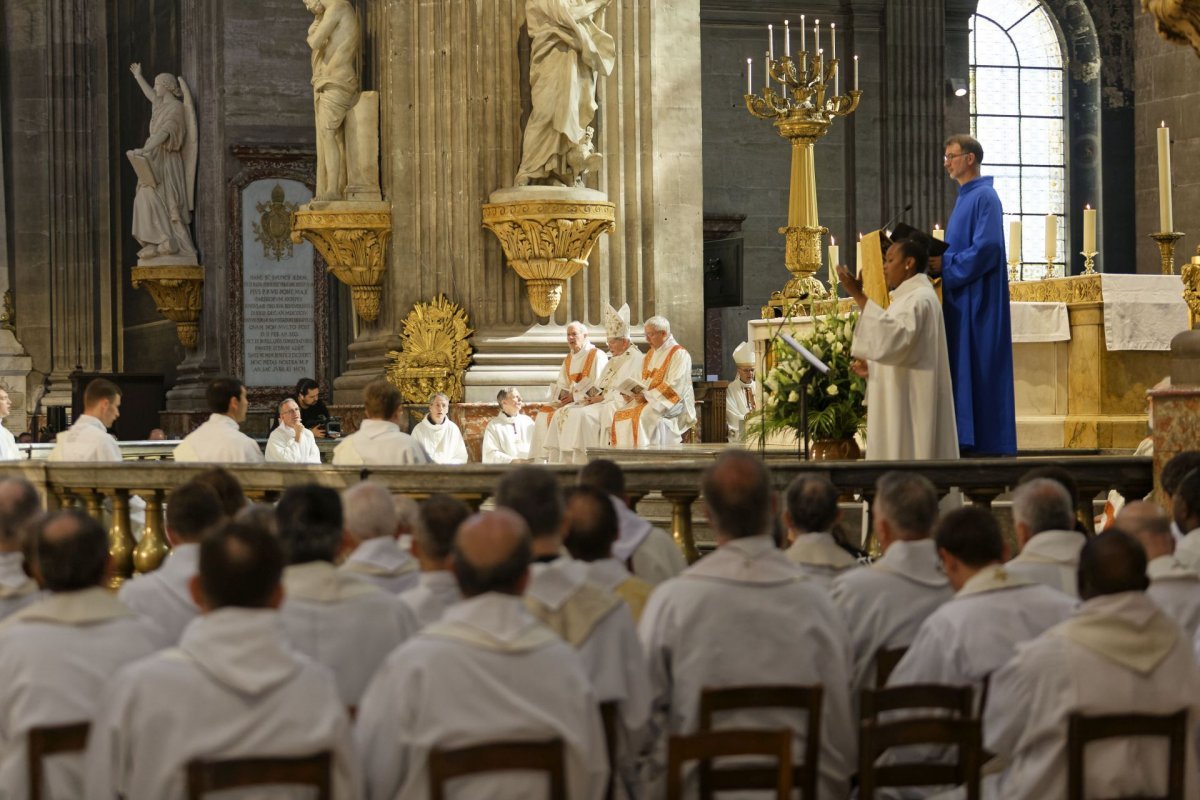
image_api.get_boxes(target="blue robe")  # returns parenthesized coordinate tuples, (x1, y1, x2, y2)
(942, 176, 1017, 455)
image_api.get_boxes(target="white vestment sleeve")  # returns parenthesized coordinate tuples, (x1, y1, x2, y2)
(356, 663, 413, 800)
(851, 297, 925, 366)
(481, 424, 515, 464)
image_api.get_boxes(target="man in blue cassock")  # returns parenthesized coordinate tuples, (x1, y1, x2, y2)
(934, 134, 1017, 456)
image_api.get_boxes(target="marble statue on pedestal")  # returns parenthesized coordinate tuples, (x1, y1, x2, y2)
(305, 0, 361, 201)
(515, 0, 616, 188)
(126, 64, 198, 265)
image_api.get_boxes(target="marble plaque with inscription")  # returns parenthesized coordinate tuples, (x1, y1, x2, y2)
(241, 179, 315, 387)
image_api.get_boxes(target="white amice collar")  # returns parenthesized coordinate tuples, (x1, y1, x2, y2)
(686, 534, 800, 585)
(872, 538, 949, 588)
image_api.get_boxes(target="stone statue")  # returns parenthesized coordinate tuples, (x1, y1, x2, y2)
(126, 64, 198, 264)
(1143, 0, 1200, 57)
(515, 0, 616, 188)
(305, 0, 361, 201)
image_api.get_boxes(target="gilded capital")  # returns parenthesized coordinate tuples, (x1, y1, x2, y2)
(130, 264, 204, 348)
(291, 202, 391, 321)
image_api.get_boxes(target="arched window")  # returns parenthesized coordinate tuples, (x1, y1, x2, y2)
(969, 0, 1066, 280)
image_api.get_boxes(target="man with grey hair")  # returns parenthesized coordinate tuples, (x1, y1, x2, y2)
(481, 387, 534, 463)
(831, 472, 953, 697)
(0, 478, 43, 619)
(611, 315, 697, 449)
(1006, 477, 1084, 597)
(1116, 500, 1200, 641)
(410, 392, 468, 464)
(531, 320, 607, 463)
(265, 397, 321, 464)
(339, 482, 419, 594)
(398, 494, 470, 626)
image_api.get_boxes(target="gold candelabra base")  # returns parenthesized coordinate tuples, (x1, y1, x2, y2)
(1081, 251, 1098, 276)
(1044, 259, 1058, 280)
(1151, 231, 1184, 275)
(1008, 259, 1020, 282)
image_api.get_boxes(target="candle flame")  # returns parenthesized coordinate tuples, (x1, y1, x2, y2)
(831, 236, 836, 245)
(1161, 120, 1166, 127)
(784, 19, 789, 25)
(1086, 203, 1091, 210)
(814, 18, 820, 25)
(934, 223, 941, 230)
(858, 232, 863, 241)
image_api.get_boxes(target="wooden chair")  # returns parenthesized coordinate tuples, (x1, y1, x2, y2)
(1067, 711, 1189, 800)
(667, 729, 792, 800)
(698, 685, 823, 800)
(28, 722, 90, 800)
(429, 739, 567, 800)
(186, 753, 332, 799)
(874, 646, 908, 688)
(600, 700, 618, 800)
(858, 685, 981, 800)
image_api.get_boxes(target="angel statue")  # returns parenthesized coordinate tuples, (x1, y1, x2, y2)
(514, 0, 616, 188)
(126, 63, 198, 263)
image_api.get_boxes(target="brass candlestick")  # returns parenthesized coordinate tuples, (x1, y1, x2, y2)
(1151, 231, 1184, 275)
(746, 50, 861, 315)
(1080, 251, 1098, 275)
(1044, 259, 1057, 280)
(1008, 258, 1021, 282)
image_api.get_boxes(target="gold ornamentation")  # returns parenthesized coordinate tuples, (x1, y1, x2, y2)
(132, 490, 169, 574)
(291, 205, 391, 321)
(253, 184, 299, 261)
(1008, 274, 1103, 304)
(482, 199, 616, 317)
(131, 264, 204, 348)
(386, 295, 474, 404)
(0, 289, 13, 331)
(1142, 0, 1200, 58)
(1183, 246, 1200, 329)
(1081, 251, 1098, 276)
(1008, 257, 1021, 283)
(1151, 231, 1184, 275)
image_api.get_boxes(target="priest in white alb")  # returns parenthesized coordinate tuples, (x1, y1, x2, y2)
(611, 315, 696, 449)
(530, 320, 607, 462)
(1005, 478, 1085, 597)
(724, 340, 758, 442)
(398, 495, 469, 627)
(1116, 501, 1200, 641)
(557, 303, 643, 464)
(410, 392, 469, 464)
(481, 387, 535, 463)
(0, 478, 42, 621)
(835, 238, 958, 460)
(338, 481, 420, 594)
(782, 475, 859, 588)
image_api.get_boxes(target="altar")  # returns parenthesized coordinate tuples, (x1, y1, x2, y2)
(749, 274, 1190, 451)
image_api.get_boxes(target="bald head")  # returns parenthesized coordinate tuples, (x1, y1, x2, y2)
(1114, 501, 1174, 560)
(703, 451, 773, 541)
(1078, 530, 1149, 601)
(453, 509, 532, 597)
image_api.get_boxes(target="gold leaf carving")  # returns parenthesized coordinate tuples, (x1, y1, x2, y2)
(386, 295, 474, 405)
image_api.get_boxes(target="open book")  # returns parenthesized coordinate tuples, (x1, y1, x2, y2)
(614, 376, 648, 396)
(571, 377, 601, 404)
(126, 151, 158, 188)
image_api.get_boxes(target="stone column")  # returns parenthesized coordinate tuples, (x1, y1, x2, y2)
(0, 83, 33, 433)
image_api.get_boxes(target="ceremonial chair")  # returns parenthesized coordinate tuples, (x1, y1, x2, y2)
(667, 729, 792, 800)
(1067, 711, 1188, 800)
(873, 646, 908, 687)
(28, 721, 90, 800)
(428, 738, 567, 800)
(186, 752, 332, 799)
(698, 685, 822, 800)
(600, 700, 618, 800)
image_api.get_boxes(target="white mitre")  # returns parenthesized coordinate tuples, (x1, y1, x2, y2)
(603, 302, 631, 341)
(733, 340, 755, 368)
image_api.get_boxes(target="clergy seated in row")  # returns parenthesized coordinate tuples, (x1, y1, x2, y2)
(118, 480, 225, 644)
(174, 377, 264, 463)
(398, 494, 470, 627)
(275, 484, 419, 706)
(557, 303, 643, 464)
(86, 520, 356, 799)
(495, 465, 651, 795)
(530, 320, 608, 463)
(985, 531, 1200, 799)
(1117, 501, 1200, 641)
(577, 459, 687, 586)
(481, 387, 535, 464)
(0, 477, 44, 620)
(356, 509, 609, 800)
(333, 379, 430, 465)
(639, 452, 855, 799)
(1172, 465, 1200, 570)
(611, 315, 697, 450)
(338, 481, 419, 594)
(564, 485, 654, 622)
(410, 392, 468, 464)
(1005, 478, 1085, 597)
(724, 340, 757, 443)
(48, 378, 123, 462)
(0, 511, 163, 798)
(782, 475, 859, 588)
(830, 472, 954, 698)
(266, 397, 322, 464)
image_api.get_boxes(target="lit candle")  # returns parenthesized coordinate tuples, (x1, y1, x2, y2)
(1009, 220, 1022, 263)
(1158, 121, 1174, 231)
(856, 233, 863, 276)
(818, 48, 823, 76)
(828, 237, 840, 272)
(1083, 204, 1097, 253)
(1045, 214, 1057, 263)
(764, 51, 770, 89)
(800, 15, 806, 52)
(784, 20, 790, 57)
(831, 23, 836, 61)
(747, 58, 752, 95)
(932, 224, 945, 242)
(853, 55, 859, 91)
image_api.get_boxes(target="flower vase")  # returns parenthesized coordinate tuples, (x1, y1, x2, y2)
(809, 438, 862, 461)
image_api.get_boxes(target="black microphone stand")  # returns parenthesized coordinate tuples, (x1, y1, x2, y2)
(759, 290, 816, 461)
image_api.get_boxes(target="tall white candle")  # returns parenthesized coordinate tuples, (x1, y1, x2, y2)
(932, 224, 945, 242)
(1158, 122, 1174, 231)
(747, 58, 752, 95)
(853, 55, 859, 91)
(828, 237, 840, 272)
(831, 23, 837, 61)
(1044, 214, 1057, 263)
(784, 20, 790, 57)
(768, 24, 774, 61)
(764, 51, 770, 89)
(856, 233, 863, 273)
(800, 15, 806, 52)
(1009, 220, 1022, 263)
(814, 20, 821, 56)
(1083, 204, 1097, 253)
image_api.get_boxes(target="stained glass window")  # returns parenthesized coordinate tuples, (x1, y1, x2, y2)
(970, 0, 1066, 280)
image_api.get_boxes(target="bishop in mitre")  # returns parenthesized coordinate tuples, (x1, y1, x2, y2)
(610, 316, 696, 449)
(557, 303, 643, 464)
(724, 341, 757, 443)
(530, 321, 607, 463)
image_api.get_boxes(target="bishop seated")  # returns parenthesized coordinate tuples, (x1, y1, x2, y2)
(610, 315, 696, 449)
(530, 321, 607, 463)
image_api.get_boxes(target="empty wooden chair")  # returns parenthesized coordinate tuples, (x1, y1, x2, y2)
(699, 685, 822, 800)
(874, 646, 908, 688)
(668, 729, 792, 800)
(27, 722, 90, 800)
(1067, 711, 1189, 800)
(428, 739, 567, 800)
(186, 753, 332, 799)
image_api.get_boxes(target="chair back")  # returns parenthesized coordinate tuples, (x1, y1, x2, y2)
(186, 753, 332, 799)
(1067, 711, 1188, 800)
(667, 729, 792, 800)
(874, 646, 908, 687)
(860, 684, 973, 722)
(699, 685, 822, 800)
(600, 700, 618, 800)
(27, 722, 90, 800)
(429, 739, 567, 800)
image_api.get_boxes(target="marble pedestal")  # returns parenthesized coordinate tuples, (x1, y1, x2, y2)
(1149, 383, 1200, 501)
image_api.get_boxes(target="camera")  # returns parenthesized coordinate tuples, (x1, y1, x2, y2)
(323, 416, 342, 437)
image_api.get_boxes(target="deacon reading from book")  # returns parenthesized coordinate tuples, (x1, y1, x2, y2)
(836, 238, 958, 461)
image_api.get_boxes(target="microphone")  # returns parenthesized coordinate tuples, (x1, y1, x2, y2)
(881, 202, 913, 237)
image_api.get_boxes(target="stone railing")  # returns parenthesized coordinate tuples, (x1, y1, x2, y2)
(0, 454, 1152, 584)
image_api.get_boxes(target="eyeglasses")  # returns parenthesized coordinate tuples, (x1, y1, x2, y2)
(943, 152, 969, 162)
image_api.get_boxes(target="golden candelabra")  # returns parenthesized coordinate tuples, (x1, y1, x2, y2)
(1080, 251, 1098, 276)
(1045, 259, 1057, 280)
(745, 47, 861, 315)
(1008, 257, 1021, 283)
(1150, 231, 1184, 275)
